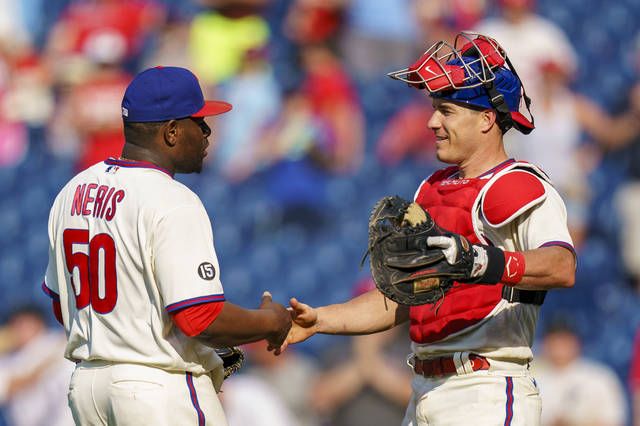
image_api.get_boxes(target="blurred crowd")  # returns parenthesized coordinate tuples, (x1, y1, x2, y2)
(1, 0, 640, 425)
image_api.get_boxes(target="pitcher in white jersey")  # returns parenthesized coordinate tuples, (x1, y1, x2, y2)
(43, 66, 292, 426)
(278, 33, 577, 425)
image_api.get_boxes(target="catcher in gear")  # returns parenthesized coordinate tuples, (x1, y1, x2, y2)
(277, 33, 576, 426)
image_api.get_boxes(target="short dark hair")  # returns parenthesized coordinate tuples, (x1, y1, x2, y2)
(123, 120, 166, 143)
(6, 303, 47, 323)
(543, 314, 579, 337)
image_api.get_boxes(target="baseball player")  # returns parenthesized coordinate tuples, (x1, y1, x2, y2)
(279, 33, 576, 425)
(42, 66, 292, 426)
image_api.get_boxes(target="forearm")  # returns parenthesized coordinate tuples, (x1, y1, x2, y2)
(576, 95, 640, 149)
(470, 244, 575, 290)
(315, 290, 409, 335)
(197, 302, 282, 347)
(514, 246, 576, 290)
(364, 356, 412, 406)
(311, 361, 364, 414)
(5, 350, 62, 399)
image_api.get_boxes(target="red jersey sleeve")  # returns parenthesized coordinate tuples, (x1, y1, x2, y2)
(170, 301, 224, 337)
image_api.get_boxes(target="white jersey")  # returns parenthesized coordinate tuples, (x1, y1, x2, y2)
(44, 158, 225, 379)
(533, 358, 627, 426)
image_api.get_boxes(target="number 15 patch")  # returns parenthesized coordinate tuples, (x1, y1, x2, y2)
(197, 262, 216, 280)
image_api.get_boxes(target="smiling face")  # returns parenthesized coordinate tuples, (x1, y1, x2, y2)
(428, 98, 487, 165)
(173, 117, 212, 174)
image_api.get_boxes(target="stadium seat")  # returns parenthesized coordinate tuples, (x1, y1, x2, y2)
(0, 204, 22, 245)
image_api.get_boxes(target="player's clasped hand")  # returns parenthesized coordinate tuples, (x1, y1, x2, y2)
(259, 291, 293, 352)
(268, 297, 318, 355)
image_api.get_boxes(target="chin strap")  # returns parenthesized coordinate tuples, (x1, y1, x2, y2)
(480, 52, 534, 134)
(483, 80, 514, 133)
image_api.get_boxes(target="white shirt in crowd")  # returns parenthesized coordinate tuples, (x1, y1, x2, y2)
(534, 357, 627, 426)
(0, 330, 75, 426)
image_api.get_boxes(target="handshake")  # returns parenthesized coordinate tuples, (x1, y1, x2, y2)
(256, 291, 293, 351)
(255, 292, 317, 355)
(259, 291, 318, 355)
(208, 291, 316, 382)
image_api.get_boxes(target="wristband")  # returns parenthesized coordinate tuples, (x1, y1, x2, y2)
(501, 251, 525, 285)
(475, 245, 506, 284)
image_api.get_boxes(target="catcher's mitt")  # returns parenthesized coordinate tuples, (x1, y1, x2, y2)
(365, 196, 473, 305)
(215, 347, 245, 379)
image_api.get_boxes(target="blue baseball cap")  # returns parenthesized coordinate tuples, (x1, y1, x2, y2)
(431, 58, 533, 133)
(121, 66, 232, 122)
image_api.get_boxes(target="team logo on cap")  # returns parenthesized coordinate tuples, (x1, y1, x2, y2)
(197, 262, 216, 280)
(122, 107, 128, 117)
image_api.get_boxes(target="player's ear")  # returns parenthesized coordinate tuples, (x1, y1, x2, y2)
(479, 109, 497, 134)
(163, 120, 179, 147)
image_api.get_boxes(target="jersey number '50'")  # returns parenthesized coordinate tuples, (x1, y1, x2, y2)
(63, 229, 118, 313)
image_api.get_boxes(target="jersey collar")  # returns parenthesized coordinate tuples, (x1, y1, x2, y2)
(104, 157, 173, 178)
(478, 158, 515, 178)
(449, 158, 515, 180)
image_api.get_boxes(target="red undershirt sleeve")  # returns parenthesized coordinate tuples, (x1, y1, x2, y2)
(170, 301, 224, 337)
(630, 332, 640, 391)
(52, 300, 63, 325)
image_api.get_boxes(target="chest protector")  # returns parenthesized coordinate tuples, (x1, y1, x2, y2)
(409, 164, 508, 344)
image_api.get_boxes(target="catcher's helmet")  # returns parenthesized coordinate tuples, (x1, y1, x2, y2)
(388, 32, 534, 134)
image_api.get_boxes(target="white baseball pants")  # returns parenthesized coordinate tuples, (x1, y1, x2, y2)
(68, 361, 227, 426)
(402, 363, 541, 425)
